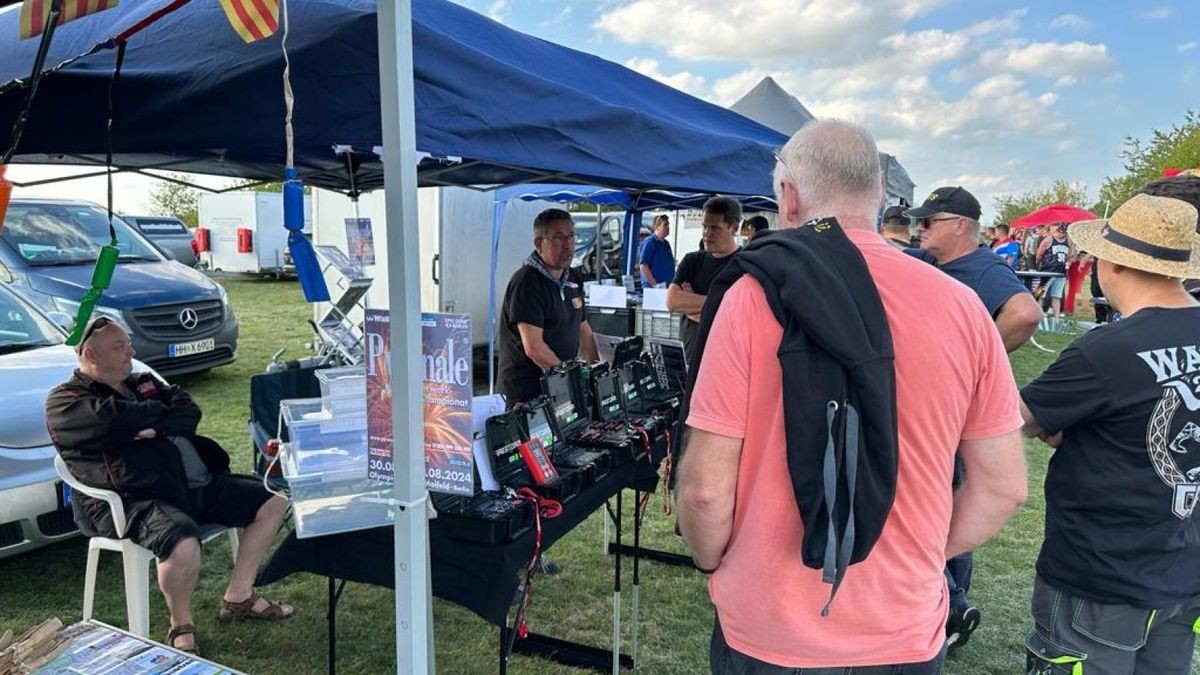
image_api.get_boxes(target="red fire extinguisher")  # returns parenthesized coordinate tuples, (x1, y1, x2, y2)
(193, 227, 210, 253)
(236, 227, 253, 253)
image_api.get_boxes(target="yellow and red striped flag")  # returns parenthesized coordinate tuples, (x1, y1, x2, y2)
(19, 0, 119, 40)
(218, 0, 279, 43)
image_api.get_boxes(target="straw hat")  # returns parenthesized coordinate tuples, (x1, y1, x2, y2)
(1069, 194, 1200, 278)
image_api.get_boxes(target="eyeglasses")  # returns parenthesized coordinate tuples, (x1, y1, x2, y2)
(544, 232, 577, 243)
(773, 150, 790, 171)
(77, 316, 113, 351)
(916, 216, 961, 230)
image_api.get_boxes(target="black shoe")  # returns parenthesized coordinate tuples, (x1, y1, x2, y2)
(945, 601, 981, 654)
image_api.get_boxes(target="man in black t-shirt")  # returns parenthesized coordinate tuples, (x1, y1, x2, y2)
(1020, 190, 1200, 674)
(497, 209, 599, 406)
(667, 196, 742, 359)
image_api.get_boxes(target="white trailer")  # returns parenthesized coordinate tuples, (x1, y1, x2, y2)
(311, 186, 558, 348)
(198, 192, 311, 275)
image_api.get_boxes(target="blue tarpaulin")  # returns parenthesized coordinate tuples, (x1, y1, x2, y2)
(0, 0, 787, 196)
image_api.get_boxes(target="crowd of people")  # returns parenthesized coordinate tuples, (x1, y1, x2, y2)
(43, 114, 1200, 673)
(674, 120, 1200, 675)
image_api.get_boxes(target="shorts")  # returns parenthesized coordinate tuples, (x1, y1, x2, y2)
(1047, 277, 1067, 299)
(82, 474, 273, 560)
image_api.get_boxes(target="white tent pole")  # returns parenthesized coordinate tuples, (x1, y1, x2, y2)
(377, 1, 433, 673)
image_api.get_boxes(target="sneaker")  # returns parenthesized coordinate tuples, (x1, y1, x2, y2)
(945, 602, 981, 654)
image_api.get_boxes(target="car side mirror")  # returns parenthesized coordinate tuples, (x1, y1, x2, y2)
(46, 311, 74, 331)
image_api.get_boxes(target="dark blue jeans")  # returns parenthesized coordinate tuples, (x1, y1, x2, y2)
(710, 617, 946, 674)
(945, 456, 972, 610)
(945, 552, 973, 609)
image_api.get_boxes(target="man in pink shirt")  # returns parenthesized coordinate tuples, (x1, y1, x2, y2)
(677, 119, 1028, 673)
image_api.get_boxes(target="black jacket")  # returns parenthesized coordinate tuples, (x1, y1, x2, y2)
(686, 219, 898, 612)
(45, 370, 230, 512)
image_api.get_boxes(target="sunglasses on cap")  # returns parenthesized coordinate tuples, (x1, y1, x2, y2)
(75, 316, 114, 353)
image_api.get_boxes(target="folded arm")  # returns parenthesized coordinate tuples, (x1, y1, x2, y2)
(46, 386, 170, 454)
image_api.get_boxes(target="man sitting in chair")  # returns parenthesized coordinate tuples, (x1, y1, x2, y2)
(45, 317, 294, 654)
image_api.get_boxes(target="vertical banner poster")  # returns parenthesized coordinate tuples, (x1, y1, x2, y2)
(365, 309, 393, 482)
(422, 313, 475, 495)
(344, 217, 376, 266)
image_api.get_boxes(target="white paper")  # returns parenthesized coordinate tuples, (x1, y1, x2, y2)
(472, 436, 500, 491)
(589, 285, 627, 309)
(641, 287, 669, 312)
(470, 394, 506, 491)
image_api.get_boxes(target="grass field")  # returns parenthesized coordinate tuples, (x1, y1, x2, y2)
(1, 278, 1195, 674)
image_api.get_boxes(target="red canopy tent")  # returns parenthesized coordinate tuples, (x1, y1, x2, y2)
(1011, 203, 1098, 228)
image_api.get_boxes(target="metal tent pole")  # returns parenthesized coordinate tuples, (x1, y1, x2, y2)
(377, 1, 433, 672)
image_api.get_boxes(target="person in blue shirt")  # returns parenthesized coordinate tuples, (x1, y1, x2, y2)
(638, 214, 675, 288)
(991, 223, 1021, 270)
(904, 185, 1043, 654)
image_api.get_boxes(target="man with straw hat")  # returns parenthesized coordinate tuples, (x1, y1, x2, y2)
(1019, 191, 1200, 674)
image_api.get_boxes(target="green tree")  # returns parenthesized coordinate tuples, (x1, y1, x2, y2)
(146, 174, 200, 227)
(1098, 110, 1200, 212)
(991, 180, 1091, 225)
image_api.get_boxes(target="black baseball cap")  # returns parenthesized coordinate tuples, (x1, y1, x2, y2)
(904, 186, 981, 220)
(881, 205, 907, 222)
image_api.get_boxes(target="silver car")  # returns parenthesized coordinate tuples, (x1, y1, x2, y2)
(0, 282, 151, 559)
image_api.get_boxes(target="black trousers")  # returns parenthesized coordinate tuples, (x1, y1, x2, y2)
(710, 616, 946, 674)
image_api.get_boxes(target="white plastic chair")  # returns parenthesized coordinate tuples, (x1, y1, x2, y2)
(54, 455, 240, 637)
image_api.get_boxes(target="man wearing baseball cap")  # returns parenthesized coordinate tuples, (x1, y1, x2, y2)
(904, 186, 1043, 652)
(1020, 190, 1200, 673)
(906, 186, 1042, 353)
(880, 205, 912, 249)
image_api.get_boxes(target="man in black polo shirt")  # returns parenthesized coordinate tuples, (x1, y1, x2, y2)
(497, 208, 599, 406)
(1020, 190, 1200, 674)
(905, 186, 1043, 652)
(667, 195, 742, 360)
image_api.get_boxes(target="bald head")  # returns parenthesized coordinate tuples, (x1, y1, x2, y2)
(79, 321, 135, 386)
(773, 119, 884, 228)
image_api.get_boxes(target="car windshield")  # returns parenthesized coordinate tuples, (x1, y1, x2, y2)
(131, 217, 189, 236)
(1, 203, 163, 266)
(0, 284, 65, 353)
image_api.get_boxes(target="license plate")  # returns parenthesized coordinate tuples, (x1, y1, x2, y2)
(57, 481, 72, 509)
(168, 338, 215, 358)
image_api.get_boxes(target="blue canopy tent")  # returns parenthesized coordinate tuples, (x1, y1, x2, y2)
(0, 0, 786, 196)
(0, 0, 787, 670)
(486, 184, 777, 390)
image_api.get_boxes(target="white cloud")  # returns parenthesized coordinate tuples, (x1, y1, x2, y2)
(977, 41, 1114, 81)
(933, 173, 1010, 190)
(623, 58, 708, 97)
(1049, 13, 1090, 29)
(487, 0, 507, 22)
(959, 8, 1027, 38)
(1179, 42, 1198, 53)
(595, 0, 951, 65)
(1138, 6, 1173, 20)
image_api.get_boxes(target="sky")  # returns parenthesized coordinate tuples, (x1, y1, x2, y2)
(8, 0, 1200, 223)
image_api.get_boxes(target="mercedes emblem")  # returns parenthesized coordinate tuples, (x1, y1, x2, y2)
(178, 307, 199, 330)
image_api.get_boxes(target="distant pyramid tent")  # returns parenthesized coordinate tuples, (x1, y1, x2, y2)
(730, 77, 915, 205)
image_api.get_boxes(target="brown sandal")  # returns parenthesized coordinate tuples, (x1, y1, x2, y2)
(166, 624, 198, 655)
(218, 592, 295, 622)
